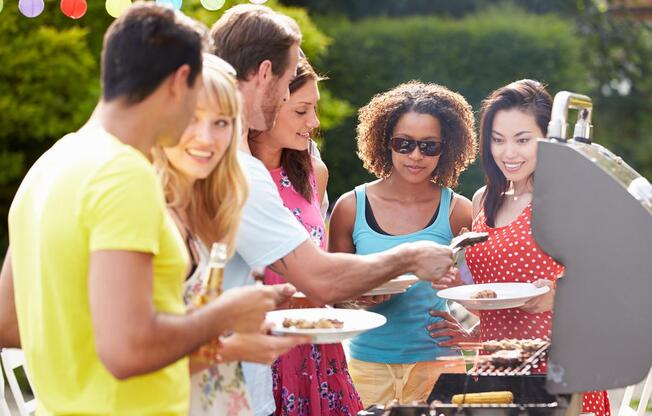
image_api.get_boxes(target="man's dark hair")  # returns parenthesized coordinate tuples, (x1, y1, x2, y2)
(101, 2, 204, 104)
(210, 4, 301, 82)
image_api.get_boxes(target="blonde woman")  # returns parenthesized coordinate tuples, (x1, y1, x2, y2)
(153, 55, 303, 415)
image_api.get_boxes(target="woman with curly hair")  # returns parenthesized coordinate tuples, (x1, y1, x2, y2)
(329, 81, 477, 406)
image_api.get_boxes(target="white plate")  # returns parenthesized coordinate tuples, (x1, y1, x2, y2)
(363, 274, 420, 296)
(267, 308, 387, 344)
(437, 282, 550, 310)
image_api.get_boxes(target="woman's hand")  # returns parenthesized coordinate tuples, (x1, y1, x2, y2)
(188, 323, 311, 373)
(519, 279, 555, 314)
(431, 268, 465, 291)
(270, 283, 297, 310)
(219, 329, 310, 365)
(428, 310, 479, 347)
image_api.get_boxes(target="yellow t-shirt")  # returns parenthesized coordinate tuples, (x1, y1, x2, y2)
(8, 125, 189, 415)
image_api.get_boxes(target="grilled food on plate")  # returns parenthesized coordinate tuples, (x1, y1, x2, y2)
(282, 318, 344, 329)
(471, 289, 497, 299)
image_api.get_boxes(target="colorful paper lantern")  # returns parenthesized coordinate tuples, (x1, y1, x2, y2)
(156, 0, 181, 10)
(19, 0, 45, 17)
(105, 0, 131, 17)
(200, 0, 224, 11)
(61, 0, 87, 18)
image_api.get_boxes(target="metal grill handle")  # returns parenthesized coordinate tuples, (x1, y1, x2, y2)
(547, 91, 593, 142)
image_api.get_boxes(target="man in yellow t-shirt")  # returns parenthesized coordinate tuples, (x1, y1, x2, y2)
(9, 127, 191, 414)
(0, 4, 282, 415)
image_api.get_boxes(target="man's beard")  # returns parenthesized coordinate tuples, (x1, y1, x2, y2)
(261, 83, 283, 130)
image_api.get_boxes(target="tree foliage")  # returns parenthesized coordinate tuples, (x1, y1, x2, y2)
(572, 0, 652, 179)
(0, 0, 341, 250)
(0, 7, 98, 248)
(280, 0, 576, 20)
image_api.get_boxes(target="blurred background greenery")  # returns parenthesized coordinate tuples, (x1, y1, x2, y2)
(0, 0, 650, 252)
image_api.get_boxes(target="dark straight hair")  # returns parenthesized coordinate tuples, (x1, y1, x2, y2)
(279, 58, 323, 202)
(478, 79, 552, 227)
(101, 2, 204, 104)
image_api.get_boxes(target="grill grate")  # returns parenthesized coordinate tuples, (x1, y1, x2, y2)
(471, 341, 550, 376)
(437, 339, 551, 377)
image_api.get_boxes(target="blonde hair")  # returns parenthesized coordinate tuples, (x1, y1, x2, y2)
(153, 54, 248, 257)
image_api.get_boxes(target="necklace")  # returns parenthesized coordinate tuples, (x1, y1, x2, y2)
(506, 191, 532, 201)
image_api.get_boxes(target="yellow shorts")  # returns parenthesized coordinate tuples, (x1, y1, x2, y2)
(348, 357, 466, 407)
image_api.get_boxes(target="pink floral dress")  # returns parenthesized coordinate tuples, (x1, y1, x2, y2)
(466, 203, 610, 416)
(264, 167, 363, 416)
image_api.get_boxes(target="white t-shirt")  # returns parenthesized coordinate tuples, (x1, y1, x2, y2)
(223, 152, 309, 416)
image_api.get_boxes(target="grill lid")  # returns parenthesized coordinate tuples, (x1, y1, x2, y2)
(532, 92, 652, 394)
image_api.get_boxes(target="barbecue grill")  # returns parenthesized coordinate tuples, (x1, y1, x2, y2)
(533, 92, 652, 395)
(357, 91, 652, 416)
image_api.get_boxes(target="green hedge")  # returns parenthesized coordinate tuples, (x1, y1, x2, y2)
(317, 5, 589, 201)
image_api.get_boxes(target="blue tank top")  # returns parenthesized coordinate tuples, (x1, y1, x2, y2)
(349, 184, 458, 364)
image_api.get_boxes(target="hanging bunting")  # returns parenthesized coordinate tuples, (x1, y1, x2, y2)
(105, 0, 131, 17)
(10, 0, 268, 19)
(19, 0, 45, 17)
(61, 0, 88, 18)
(200, 0, 224, 11)
(155, 0, 181, 11)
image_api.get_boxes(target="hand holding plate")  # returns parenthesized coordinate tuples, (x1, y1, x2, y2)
(519, 279, 556, 314)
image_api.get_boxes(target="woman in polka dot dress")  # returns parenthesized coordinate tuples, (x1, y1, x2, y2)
(466, 80, 609, 415)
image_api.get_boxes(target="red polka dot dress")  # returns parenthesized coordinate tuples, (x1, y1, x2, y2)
(466, 203, 610, 416)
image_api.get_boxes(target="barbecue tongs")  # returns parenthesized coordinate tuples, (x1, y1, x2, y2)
(449, 231, 489, 265)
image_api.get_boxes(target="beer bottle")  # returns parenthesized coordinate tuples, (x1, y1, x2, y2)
(194, 242, 227, 307)
(194, 242, 227, 363)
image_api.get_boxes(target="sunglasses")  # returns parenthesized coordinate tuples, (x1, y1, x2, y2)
(390, 137, 444, 157)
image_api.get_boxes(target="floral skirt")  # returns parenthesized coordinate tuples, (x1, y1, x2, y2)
(189, 362, 252, 416)
(271, 343, 363, 416)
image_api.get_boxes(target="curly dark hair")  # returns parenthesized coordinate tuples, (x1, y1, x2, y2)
(356, 81, 477, 188)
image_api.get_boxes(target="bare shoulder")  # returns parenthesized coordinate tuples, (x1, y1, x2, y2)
(330, 190, 356, 222)
(452, 193, 472, 213)
(328, 189, 357, 252)
(311, 156, 329, 204)
(472, 186, 487, 203)
(311, 156, 328, 179)
(472, 186, 487, 218)
(450, 192, 472, 235)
